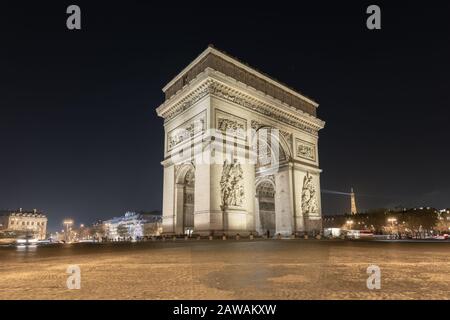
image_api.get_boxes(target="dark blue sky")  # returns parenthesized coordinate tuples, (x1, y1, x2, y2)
(1, 1, 449, 231)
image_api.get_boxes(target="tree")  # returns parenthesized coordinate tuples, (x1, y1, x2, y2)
(90, 223, 106, 239)
(78, 226, 90, 240)
(403, 208, 439, 237)
(366, 209, 389, 232)
(436, 211, 450, 233)
(419, 209, 439, 231)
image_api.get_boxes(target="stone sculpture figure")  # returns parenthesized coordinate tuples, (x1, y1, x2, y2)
(220, 159, 244, 208)
(301, 172, 318, 214)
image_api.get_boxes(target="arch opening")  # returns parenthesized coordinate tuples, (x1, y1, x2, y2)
(256, 179, 276, 238)
(175, 164, 195, 236)
(182, 167, 195, 235)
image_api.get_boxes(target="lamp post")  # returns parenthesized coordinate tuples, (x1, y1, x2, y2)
(79, 224, 85, 240)
(63, 219, 73, 243)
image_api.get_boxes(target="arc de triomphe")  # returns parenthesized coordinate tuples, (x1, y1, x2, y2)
(156, 46, 325, 237)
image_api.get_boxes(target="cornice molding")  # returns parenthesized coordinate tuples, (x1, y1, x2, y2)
(157, 75, 325, 136)
(156, 77, 213, 122)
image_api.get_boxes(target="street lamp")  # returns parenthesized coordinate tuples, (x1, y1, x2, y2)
(63, 219, 73, 242)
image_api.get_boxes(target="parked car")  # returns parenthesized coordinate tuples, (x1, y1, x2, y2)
(16, 235, 38, 246)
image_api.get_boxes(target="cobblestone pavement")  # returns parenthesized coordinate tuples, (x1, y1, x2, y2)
(1, 240, 449, 299)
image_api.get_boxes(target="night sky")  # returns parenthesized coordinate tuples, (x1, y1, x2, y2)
(1, 1, 449, 231)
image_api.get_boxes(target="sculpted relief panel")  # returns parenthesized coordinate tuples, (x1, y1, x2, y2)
(301, 173, 318, 215)
(215, 110, 247, 140)
(220, 159, 245, 208)
(167, 111, 206, 152)
(296, 138, 316, 162)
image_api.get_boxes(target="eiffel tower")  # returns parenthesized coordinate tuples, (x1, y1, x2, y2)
(350, 188, 357, 215)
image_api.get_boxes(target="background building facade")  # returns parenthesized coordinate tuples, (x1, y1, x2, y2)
(0, 208, 47, 240)
(104, 211, 162, 241)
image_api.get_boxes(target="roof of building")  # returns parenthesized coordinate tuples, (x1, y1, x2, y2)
(162, 45, 319, 117)
(104, 211, 162, 224)
(0, 209, 46, 217)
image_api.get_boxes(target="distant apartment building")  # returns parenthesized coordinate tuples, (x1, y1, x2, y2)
(0, 208, 48, 240)
(104, 211, 162, 241)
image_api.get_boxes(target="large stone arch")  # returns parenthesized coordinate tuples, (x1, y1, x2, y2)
(158, 46, 325, 237)
(255, 176, 276, 237)
(174, 163, 195, 235)
(175, 163, 195, 184)
(253, 125, 292, 169)
(253, 125, 297, 237)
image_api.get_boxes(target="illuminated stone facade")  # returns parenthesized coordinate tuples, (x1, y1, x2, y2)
(156, 46, 325, 236)
(0, 209, 47, 240)
(103, 212, 162, 240)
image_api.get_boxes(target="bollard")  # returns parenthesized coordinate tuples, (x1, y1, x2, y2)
(236, 234, 240, 240)
(304, 234, 309, 240)
(249, 234, 254, 240)
(173, 236, 176, 241)
(197, 236, 201, 240)
(222, 234, 227, 240)
(184, 236, 188, 241)
(209, 235, 213, 241)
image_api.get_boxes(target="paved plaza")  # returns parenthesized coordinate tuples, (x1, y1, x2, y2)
(1, 240, 449, 300)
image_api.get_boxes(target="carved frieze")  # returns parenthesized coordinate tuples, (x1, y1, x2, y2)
(162, 81, 322, 137)
(209, 83, 319, 136)
(295, 138, 316, 162)
(215, 110, 247, 140)
(163, 83, 212, 122)
(167, 111, 206, 152)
